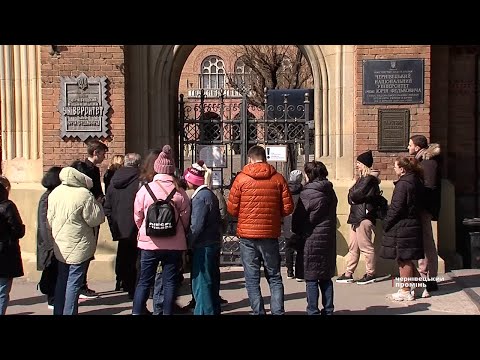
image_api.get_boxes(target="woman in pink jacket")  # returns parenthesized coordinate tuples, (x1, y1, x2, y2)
(132, 145, 191, 315)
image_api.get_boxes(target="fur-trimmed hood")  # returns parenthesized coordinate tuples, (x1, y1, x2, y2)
(424, 143, 441, 160)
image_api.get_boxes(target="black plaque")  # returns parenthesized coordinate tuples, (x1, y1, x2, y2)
(363, 59, 424, 105)
(378, 109, 410, 152)
(58, 73, 110, 140)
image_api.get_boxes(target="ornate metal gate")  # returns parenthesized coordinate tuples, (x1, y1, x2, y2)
(178, 88, 312, 265)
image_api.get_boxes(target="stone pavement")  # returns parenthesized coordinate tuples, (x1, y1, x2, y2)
(5, 267, 480, 315)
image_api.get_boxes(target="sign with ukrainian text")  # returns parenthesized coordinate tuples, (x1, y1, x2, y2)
(59, 73, 110, 140)
(363, 59, 424, 105)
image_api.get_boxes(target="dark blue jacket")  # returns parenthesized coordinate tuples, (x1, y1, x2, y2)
(0, 186, 25, 278)
(188, 186, 222, 249)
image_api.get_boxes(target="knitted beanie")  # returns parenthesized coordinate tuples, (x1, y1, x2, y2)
(289, 169, 303, 183)
(184, 160, 206, 187)
(154, 145, 175, 175)
(357, 150, 373, 168)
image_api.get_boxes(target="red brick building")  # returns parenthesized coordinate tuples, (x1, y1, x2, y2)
(0, 45, 477, 279)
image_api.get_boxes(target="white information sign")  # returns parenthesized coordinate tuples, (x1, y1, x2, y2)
(266, 145, 287, 162)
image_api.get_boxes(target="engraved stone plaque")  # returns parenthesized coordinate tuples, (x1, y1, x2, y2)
(59, 73, 110, 140)
(378, 109, 410, 152)
(363, 59, 424, 105)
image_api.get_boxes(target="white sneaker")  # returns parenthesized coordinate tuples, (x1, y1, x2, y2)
(421, 289, 431, 298)
(47, 304, 54, 310)
(390, 289, 414, 301)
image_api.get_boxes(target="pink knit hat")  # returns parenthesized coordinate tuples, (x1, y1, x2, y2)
(184, 160, 206, 187)
(154, 145, 175, 175)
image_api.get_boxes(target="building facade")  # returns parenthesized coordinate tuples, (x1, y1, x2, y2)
(0, 45, 477, 280)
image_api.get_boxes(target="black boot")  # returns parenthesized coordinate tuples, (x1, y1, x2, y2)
(425, 280, 438, 292)
(115, 280, 122, 291)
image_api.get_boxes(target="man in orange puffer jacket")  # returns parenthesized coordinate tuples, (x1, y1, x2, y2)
(227, 145, 293, 315)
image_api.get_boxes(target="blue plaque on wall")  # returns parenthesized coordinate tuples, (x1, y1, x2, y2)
(363, 59, 424, 105)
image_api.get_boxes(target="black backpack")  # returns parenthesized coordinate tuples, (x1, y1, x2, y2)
(144, 183, 179, 237)
(374, 190, 389, 220)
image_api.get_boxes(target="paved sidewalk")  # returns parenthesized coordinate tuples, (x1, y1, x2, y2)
(5, 267, 480, 315)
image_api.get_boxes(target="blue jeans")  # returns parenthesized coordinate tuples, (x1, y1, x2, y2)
(305, 279, 334, 315)
(152, 271, 165, 315)
(0, 278, 13, 315)
(54, 260, 88, 315)
(192, 244, 221, 315)
(132, 249, 181, 315)
(239, 238, 284, 315)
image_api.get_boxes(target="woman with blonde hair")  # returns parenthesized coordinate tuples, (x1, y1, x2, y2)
(103, 155, 125, 193)
(337, 150, 383, 285)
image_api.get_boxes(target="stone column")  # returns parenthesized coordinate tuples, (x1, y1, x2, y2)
(0, 45, 42, 182)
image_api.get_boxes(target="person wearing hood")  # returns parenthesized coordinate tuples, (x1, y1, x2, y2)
(292, 161, 338, 315)
(104, 153, 142, 297)
(36, 166, 62, 310)
(47, 166, 105, 315)
(0, 176, 25, 315)
(282, 169, 304, 281)
(408, 135, 441, 295)
(227, 145, 294, 315)
(337, 150, 384, 285)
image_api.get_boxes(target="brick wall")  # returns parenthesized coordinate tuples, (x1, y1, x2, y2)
(354, 45, 431, 180)
(446, 51, 477, 195)
(41, 45, 125, 176)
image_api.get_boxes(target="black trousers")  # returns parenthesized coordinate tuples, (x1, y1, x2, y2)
(115, 236, 138, 293)
(285, 238, 304, 278)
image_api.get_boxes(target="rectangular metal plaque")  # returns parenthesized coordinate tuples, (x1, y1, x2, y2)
(378, 109, 410, 152)
(363, 59, 424, 105)
(59, 73, 110, 140)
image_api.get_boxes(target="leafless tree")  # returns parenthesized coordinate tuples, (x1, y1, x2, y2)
(227, 45, 313, 108)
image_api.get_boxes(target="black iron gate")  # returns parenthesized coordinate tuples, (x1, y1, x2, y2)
(178, 88, 312, 265)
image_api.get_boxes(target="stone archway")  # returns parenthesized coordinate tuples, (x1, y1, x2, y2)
(125, 45, 355, 180)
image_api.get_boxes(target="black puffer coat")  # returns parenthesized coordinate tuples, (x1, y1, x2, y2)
(379, 172, 424, 261)
(104, 166, 140, 240)
(347, 174, 380, 226)
(0, 186, 25, 278)
(36, 190, 55, 270)
(292, 179, 337, 281)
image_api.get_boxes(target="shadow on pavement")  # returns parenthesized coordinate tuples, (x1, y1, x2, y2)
(80, 306, 132, 315)
(221, 280, 245, 290)
(9, 295, 45, 307)
(335, 302, 431, 315)
(8, 312, 35, 315)
(79, 293, 131, 307)
(220, 270, 245, 281)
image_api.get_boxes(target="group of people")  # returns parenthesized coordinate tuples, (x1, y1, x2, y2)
(0, 133, 442, 315)
(266, 134, 441, 313)
(334, 134, 441, 301)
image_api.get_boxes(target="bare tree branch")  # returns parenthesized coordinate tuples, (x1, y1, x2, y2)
(227, 45, 313, 108)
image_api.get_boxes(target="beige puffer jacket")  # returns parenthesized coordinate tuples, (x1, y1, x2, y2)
(47, 167, 105, 264)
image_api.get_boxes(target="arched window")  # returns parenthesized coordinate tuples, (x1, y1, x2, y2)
(201, 56, 225, 89)
(234, 58, 252, 86)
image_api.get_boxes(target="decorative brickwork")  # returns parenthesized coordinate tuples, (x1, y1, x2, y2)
(40, 45, 125, 175)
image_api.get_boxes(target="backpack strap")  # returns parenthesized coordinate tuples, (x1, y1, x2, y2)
(157, 182, 177, 203)
(144, 183, 158, 202)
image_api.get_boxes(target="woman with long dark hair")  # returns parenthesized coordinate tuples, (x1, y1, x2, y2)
(380, 157, 425, 301)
